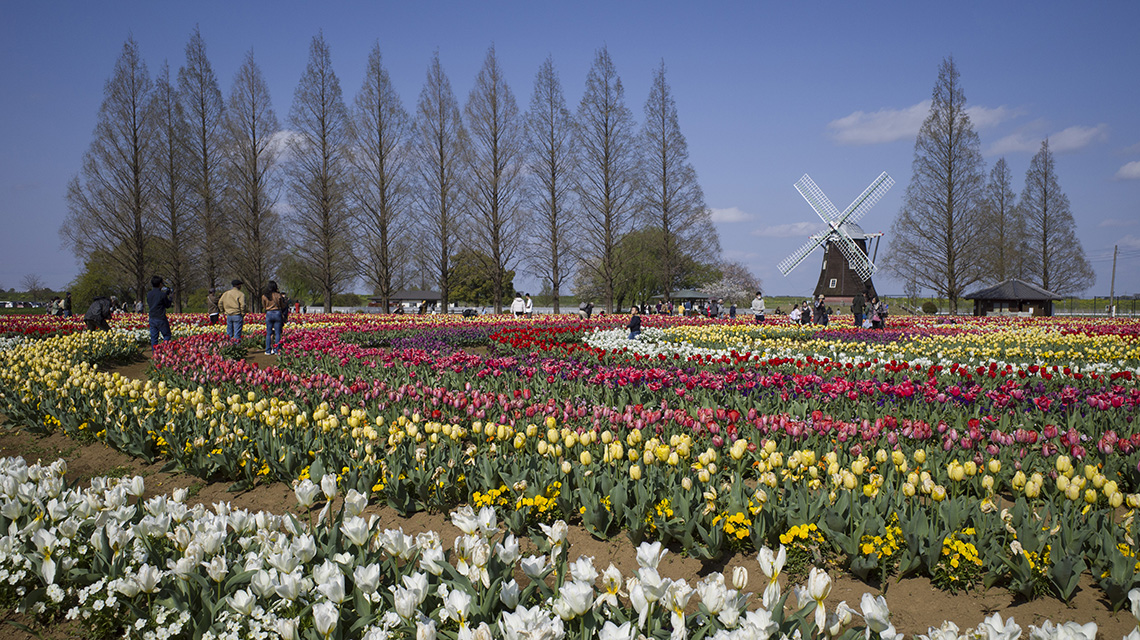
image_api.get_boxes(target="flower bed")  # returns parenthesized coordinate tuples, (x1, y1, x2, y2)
(1, 456, 1136, 640)
(1, 314, 1140, 615)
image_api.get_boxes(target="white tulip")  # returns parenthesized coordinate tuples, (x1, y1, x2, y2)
(320, 474, 338, 500)
(977, 613, 1023, 640)
(499, 579, 520, 609)
(636, 540, 667, 569)
(416, 618, 437, 640)
(1131, 588, 1140, 625)
(696, 573, 727, 614)
(861, 593, 899, 640)
(499, 605, 564, 640)
(135, 564, 161, 593)
(520, 554, 548, 579)
(598, 620, 636, 640)
(420, 545, 447, 576)
(250, 570, 275, 597)
(344, 488, 368, 517)
(316, 571, 347, 604)
(294, 479, 320, 508)
(202, 555, 228, 583)
(1028, 620, 1097, 640)
(495, 534, 520, 565)
(732, 565, 748, 591)
(806, 567, 832, 632)
(276, 572, 302, 601)
(341, 516, 372, 547)
(354, 563, 381, 595)
(274, 618, 298, 640)
(757, 544, 786, 609)
(313, 601, 338, 638)
(226, 588, 255, 616)
(570, 556, 598, 583)
(451, 505, 480, 535)
(553, 579, 594, 620)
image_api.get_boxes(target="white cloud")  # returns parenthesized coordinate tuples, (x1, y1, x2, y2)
(827, 101, 929, 145)
(1119, 235, 1140, 251)
(752, 221, 821, 238)
(1114, 160, 1140, 180)
(989, 123, 1108, 155)
(709, 207, 753, 223)
(1050, 124, 1109, 152)
(966, 105, 1018, 129)
(1099, 217, 1138, 228)
(828, 102, 1014, 146)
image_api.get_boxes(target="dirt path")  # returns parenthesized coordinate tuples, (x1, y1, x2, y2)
(0, 359, 1135, 636)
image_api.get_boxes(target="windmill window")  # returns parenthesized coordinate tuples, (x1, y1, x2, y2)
(829, 278, 837, 289)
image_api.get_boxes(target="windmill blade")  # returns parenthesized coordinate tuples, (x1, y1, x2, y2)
(777, 233, 829, 276)
(831, 233, 876, 282)
(835, 172, 894, 226)
(794, 174, 841, 222)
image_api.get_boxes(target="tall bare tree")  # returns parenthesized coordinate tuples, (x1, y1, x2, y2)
(574, 47, 640, 312)
(150, 62, 194, 312)
(978, 157, 1023, 284)
(351, 43, 412, 313)
(286, 33, 355, 312)
(225, 51, 282, 310)
(464, 46, 528, 314)
(1021, 139, 1095, 294)
(525, 56, 578, 314)
(641, 60, 718, 303)
(62, 37, 156, 302)
(884, 57, 985, 314)
(178, 26, 227, 292)
(20, 274, 46, 303)
(412, 51, 468, 312)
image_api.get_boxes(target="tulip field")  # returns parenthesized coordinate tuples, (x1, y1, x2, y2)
(2, 311, 1140, 639)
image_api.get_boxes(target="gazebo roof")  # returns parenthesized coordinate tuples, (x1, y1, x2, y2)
(963, 279, 1063, 301)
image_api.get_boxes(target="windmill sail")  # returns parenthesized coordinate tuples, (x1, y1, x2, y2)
(778, 171, 893, 286)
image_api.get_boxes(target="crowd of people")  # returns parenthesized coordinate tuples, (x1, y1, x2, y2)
(80, 276, 294, 354)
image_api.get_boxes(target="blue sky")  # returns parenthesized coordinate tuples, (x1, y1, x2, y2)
(2, 1, 1138, 298)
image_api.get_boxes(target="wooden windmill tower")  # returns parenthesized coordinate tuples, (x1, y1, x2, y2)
(777, 172, 892, 301)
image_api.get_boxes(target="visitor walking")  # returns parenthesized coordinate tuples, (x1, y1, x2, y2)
(511, 294, 525, 317)
(852, 292, 865, 329)
(262, 280, 285, 355)
(206, 288, 220, 325)
(628, 305, 642, 340)
(146, 276, 173, 348)
(219, 279, 247, 341)
(870, 297, 882, 329)
(814, 295, 829, 326)
(524, 293, 534, 317)
(84, 295, 115, 331)
(62, 292, 72, 318)
(750, 291, 766, 324)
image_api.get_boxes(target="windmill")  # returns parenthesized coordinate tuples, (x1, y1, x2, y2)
(777, 171, 893, 300)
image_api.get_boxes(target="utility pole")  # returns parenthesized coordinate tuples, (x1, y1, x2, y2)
(1109, 245, 1118, 317)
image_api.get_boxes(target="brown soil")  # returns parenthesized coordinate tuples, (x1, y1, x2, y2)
(0, 357, 1134, 637)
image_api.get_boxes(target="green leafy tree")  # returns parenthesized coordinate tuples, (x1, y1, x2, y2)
(448, 248, 515, 308)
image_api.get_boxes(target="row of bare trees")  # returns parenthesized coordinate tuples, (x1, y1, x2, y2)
(62, 32, 718, 314)
(885, 57, 1095, 313)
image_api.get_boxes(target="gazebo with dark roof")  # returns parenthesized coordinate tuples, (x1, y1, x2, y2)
(963, 279, 1063, 317)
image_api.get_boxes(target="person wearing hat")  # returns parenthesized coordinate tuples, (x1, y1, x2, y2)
(218, 279, 247, 340)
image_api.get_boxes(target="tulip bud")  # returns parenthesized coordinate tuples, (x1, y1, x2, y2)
(629, 465, 642, 480)
(562, 460, 573, 474)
